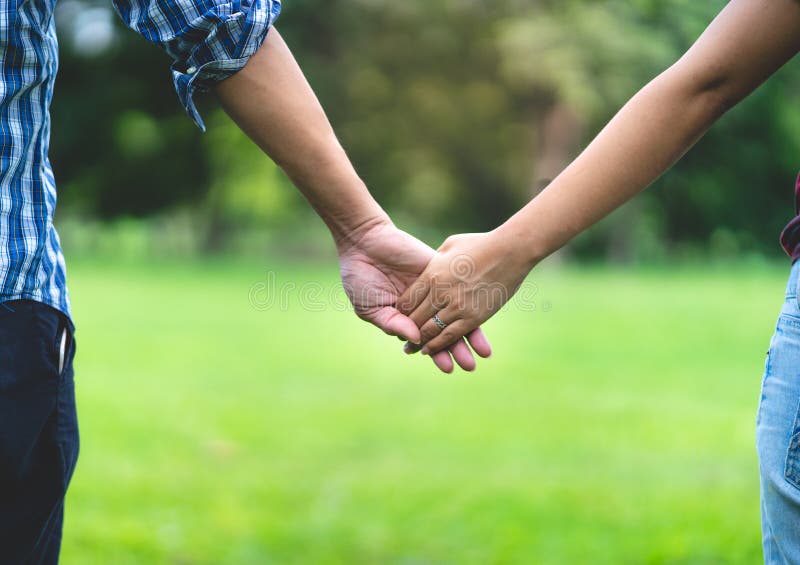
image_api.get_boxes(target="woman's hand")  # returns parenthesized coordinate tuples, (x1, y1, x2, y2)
(397, 228, 534, 356)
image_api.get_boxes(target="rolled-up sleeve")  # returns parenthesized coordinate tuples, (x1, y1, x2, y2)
(112, 0, 282, 130)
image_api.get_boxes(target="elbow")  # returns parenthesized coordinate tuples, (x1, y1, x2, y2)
(663, 60, 741, 122)
(695, 82, 738, 124)
(699, 80, 740, 120)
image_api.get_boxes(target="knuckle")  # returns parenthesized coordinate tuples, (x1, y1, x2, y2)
(440, 235, 460, 251)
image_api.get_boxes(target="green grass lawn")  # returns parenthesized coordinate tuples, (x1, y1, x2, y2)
(59, 257, 788, 564)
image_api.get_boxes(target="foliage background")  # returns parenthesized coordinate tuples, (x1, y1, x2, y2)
(51, 0, 800, 261)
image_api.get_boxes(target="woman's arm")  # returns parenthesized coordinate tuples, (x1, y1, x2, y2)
(401, 0, 800, 355)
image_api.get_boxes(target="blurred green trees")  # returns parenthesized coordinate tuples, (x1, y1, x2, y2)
(50, 0, 800, 259)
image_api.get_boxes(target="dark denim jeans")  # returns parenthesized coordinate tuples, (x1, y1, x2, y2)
(0, 300, 79, 564)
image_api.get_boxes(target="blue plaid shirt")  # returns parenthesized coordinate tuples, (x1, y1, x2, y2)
(0, 0, 281, 320)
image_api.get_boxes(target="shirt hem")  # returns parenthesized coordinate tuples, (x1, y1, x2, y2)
(0, 292, 73, 330)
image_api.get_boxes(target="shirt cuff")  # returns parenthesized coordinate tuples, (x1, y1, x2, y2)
(170, 0, 282, 131)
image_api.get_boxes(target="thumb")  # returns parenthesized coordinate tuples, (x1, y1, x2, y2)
(367, 306, 422, 344)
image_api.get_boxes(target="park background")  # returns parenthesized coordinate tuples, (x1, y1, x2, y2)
(52, 0, 799, 563)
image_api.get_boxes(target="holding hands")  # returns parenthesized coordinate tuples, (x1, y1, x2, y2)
(337, 219, 494, 373)
(337, 221, 539, 372)
(397, 228, 534, 358)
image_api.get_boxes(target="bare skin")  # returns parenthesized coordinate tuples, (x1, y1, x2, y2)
(214, 30, 492, 372)
(400, 0, 800, 356)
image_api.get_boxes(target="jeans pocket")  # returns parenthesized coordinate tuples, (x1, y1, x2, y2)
(785, 430, 800, 490)
(32, 303, 75, 385)
(53, 314, 75, 383)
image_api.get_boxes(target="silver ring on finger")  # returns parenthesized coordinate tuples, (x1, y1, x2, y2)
(433, 313, 447, 329)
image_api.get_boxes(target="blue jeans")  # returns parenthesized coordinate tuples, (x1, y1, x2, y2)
(758, 261, 800, 564)
(0, 300, 79, 564)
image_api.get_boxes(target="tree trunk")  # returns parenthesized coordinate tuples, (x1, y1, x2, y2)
(531, 102, 584, 196)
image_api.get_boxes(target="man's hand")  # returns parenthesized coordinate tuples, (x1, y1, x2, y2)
(338, 220, 492, 372)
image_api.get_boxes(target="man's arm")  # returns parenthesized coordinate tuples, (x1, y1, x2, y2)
(111, 0, 490, 371)
(215, 30, 388, 250)
(399, 0, 800, 355)
(213, 29, 491, 372)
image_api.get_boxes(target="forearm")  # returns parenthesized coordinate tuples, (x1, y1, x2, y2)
(501, 0, 800, 266)
(502, 68, 724, 263)
(215, 29, 388, 246)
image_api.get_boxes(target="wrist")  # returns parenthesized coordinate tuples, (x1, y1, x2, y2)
(492, 219, 547, 270)
(321, 171, 391, 250)
(332, 211, 393, 253)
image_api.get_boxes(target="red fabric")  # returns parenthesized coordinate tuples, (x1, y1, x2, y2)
(780, 172, 800, 260)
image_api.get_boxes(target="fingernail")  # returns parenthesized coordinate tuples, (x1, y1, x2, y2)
(403, 343, 412, 355)
(421, 346, 430, 355)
